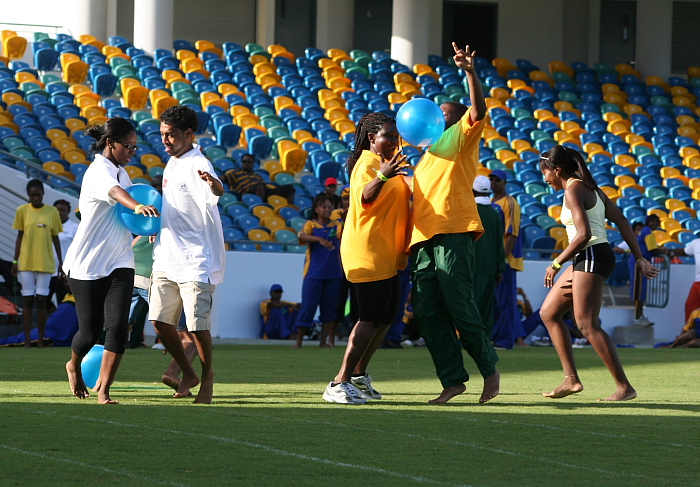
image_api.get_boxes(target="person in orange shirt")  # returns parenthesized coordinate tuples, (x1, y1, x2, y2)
(410, 43, 500, 404)
(323, 112, 411, 405)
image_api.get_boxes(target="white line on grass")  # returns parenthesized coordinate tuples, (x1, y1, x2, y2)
(0, 406, 474, 487)
(0, 444, 192, 486)
(204, 408, 690, 485)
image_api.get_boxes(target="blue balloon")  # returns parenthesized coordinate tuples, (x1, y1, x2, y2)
(396, 99, 446, 147)
(117, 184, 162, 236)
(81, 344, 104, 389)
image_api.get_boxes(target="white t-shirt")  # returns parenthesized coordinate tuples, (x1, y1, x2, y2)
(63, 154, 134, 280)
(52, 218, 78, 277)
(152, 146, 226, 285)
(684, 238, 700, 282)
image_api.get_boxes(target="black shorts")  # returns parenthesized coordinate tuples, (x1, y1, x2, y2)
(353, 273, 401, 326)
(573, 243, 615, 279)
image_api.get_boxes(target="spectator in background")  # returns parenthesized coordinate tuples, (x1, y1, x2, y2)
(331, 186, 357, 341)
(295, 194, 344, 347)
(12, 179, 63, 348)
(48, 199, 78, 312)
(380, 266, 411, 349)
(260, 284, 299, 339)
(490, 169, 526, 349)
(324, 177, 342, 208)
(472, 175, 506, 341)
(670, 237, 700, 323)
(661, 307, 700, 348)
(222, 153, 295, 203)
(613, 222, 644, 254)
(627, 215, 670, 326)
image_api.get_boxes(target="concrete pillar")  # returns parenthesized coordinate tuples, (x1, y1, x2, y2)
(256, 0, 276, 49)
(391, 0, 431, 68)
(316, 0, 354, 54)
(105, 0, 118, 41)
(635, 0, 672, 79)
(427, 0, 443, 58)
(133, 0, 174, 55)
(70, 0, 109, 42)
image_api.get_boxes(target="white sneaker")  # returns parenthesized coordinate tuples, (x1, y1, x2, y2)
(633, 316, 654, 327)
(151, 343, 166, 350)
(323, 381, 367, 404)
(351, 373, 382, 400)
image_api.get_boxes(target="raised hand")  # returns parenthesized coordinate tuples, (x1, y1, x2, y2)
(198, 170, 216, 186)
(378, 152, 408, 180)
(452, 42, 476, 73)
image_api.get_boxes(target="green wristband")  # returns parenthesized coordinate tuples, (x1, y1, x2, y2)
(551, 258, 562, 270)
(375, 169, 389, 182)
(134, 204, 144, 214)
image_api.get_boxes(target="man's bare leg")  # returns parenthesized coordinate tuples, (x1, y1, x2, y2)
(320, 322, 332, 348)
(293, 326, 308, 348)
(153, 321, 199, 397)
(429, 383, 466, 404)
(162, 330, 198, 391)
(22, 296, 34, 348)
(329, 322, 337, 347)
(479, 370, 501, 403)
(192, 330, 214, 404)
(66, 351, 89, 399)
(95, 350, 123, 404)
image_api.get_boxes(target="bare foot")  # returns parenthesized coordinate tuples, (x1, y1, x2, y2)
(515, 337, 529, 347)
(598, 387, 637, 402)
(98, 391, 119, 404)
(429, 383, 466, 404)
(319, 343, 331, 348)
(292, 343, 302, 348)
(194, 372, 214, 404)
(162, 374, 180, 391)
(543, 375, 584, 398)
(173, 372, 199, 398)
(93, 378, 102, 393)
(480, 371, 500, 403)
(23, 343, 31, 349)
(66, 361, 89, 399)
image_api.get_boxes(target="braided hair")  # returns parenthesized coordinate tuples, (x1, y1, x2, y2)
(540, 145, 598, 190)
(346, 112, 395, 175)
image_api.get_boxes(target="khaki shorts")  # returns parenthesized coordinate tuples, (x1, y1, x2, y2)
(148, 271, 216, 332)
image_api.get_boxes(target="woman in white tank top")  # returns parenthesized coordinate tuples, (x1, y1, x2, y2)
(538, 145, 658, 401)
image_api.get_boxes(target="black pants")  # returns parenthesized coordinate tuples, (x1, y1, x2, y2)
(69, 268, 134, 356)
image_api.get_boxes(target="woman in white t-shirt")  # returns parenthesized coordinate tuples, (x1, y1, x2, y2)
(63, 117, 159, 404)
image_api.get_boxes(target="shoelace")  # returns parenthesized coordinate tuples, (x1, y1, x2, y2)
(341, 382, 362, 399)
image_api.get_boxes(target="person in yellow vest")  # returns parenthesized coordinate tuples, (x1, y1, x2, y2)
(410, 43, 500, 404)
(12, 179, 63, 348)
(323, 112, 410, 405)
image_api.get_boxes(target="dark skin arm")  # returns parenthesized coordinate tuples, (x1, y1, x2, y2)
(108, 186, 160, 216)
(362, 152, 407, 204)
(52, 235, 62, 276)
(199, 170, 224, 196)
(11, 231, 23, 276)
(452, 42, 486, 124)
(504, 234, 517, 257)
(299, 231, 335, 250)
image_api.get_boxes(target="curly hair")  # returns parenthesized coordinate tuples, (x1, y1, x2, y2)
(540, 145, 598, 190)
(346, 112, 395, 174)
(86, 117, 136, 155)
(160, 105, 199, 133)
(310, 193, 332, 220)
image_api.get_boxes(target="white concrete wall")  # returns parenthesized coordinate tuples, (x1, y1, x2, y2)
(193, 251, 689, 342)
(316, 0, 355, 54)
(256, 0, 276, 49)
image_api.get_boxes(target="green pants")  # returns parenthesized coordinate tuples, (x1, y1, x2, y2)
(473, 273, 498, 340)
(411, 233, 499, 388)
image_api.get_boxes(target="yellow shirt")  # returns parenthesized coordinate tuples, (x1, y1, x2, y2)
(13, 204, 62, 273)
(340, 150, 411, 283)
(410, 108, 488, 247)
(492, 194, 525, 271)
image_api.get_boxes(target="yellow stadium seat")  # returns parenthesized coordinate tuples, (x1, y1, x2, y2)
(548, 205, 562, 222)
(64, 118, 86, 135)
(248, 228, 271, 242)
(141, 154, 162, 167)
(63, 60, 89, 84)
(661, 167, 682, 179)
(548, 225, 568, 244)
(261, 215, 286, 232)
(553, 101, 574, 113)
(151, 96, 178, 119)
(230, 105, 251, 118)
(252, 205, 274, 220)
(653, 229, 674, 245)
(614, 175, 636, 188)
(665, 198, 686, 211)
(125, 166, 144, 179)
(263, 160, 282, 174)
(195, 40, 222, 58)
(2, 33, 27, 60)
(124, 85, 150, 110)
(278, 140, 307, 173)
(62, 149, 87, 164)
(43, 161, 65, 174)
(661, 219, 682, 233)
(267, 195, 288, 210)
(686, 156, 700, 169)
(334, 119, 355, 136)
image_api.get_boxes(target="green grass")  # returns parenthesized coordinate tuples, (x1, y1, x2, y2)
(0, 345, 698, 487)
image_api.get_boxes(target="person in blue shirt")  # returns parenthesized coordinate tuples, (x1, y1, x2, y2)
(294, 194, 344, 347)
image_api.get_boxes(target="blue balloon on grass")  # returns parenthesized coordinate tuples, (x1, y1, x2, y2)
(396, 99, 445, 147)
(117, 184, 162, 236)
(81, 344, 104, 389)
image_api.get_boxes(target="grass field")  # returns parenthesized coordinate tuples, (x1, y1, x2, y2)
(0, 344, 698, 487)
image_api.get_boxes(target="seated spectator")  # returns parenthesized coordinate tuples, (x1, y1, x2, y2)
(661, 308, 700, 348)
(0, 293, 78, 347)
(324, 177, 342, 208)
(48, 199, 78, 312)
(260, 284, 299, 339)
(222, 153, 295, 203)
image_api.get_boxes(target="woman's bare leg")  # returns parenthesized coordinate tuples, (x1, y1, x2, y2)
(572, 271, 636, 401)
(95, 350, 123, 404)
(539, 266, 584, 398)
(353, 323, 390, 375)
(335, 321, 377, 383)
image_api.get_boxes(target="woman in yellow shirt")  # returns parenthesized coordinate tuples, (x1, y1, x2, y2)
(323, 112, 410, 405)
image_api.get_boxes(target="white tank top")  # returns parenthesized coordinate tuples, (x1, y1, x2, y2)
(559, 179, 609, 249)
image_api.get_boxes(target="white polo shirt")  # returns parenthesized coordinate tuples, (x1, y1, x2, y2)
(63, 154, 134, 280)
(52, 218, 78, 277)
(152, 145, 225, 285)
(684, 238, 700, 282)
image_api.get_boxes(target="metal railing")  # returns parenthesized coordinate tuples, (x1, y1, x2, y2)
(644, 254, 671, 308)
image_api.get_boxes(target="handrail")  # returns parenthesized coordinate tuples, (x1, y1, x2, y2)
(0, 149, 82, 192)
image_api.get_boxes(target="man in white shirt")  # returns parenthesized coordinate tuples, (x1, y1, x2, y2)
(671, 237, 700, 323)
(49, 199, 79, 309)
(149, 106, 225, 404)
